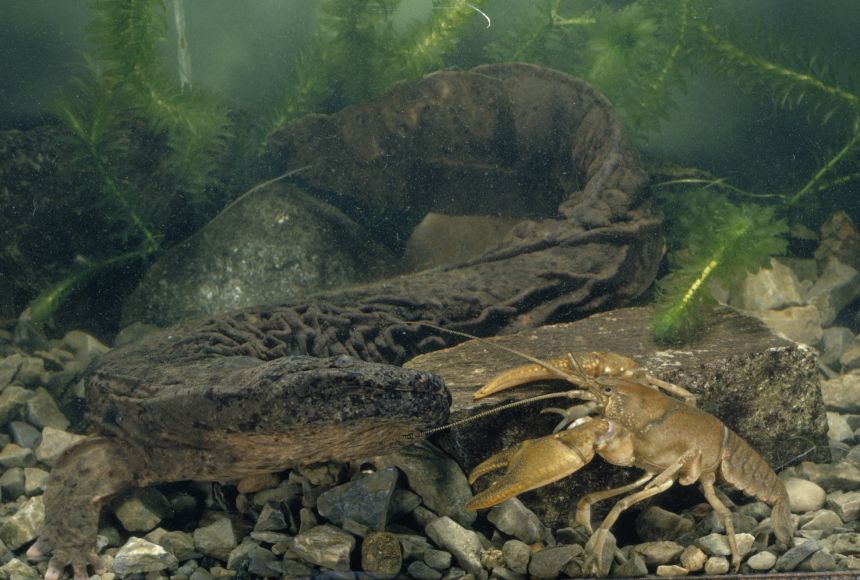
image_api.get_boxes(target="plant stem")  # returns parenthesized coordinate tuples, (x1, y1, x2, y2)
(787, 129, 860, 206)
(696, 23, 859, 110)
(172, 0, 192, 88)
(650, 0, 688, 95)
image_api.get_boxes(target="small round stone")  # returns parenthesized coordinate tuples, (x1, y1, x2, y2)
(747, 551, 777, 571)
(704, 556, 730, 575)
(784, 477, 826, 513)
(361, 531, 402, 576)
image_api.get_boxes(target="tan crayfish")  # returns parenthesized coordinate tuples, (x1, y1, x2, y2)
(428, 331, 795, 577)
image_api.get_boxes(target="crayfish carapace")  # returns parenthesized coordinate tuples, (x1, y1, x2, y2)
(465, 351, 795, 576)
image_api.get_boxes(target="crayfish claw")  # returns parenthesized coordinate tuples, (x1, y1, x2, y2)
(467, 447, 516, 485)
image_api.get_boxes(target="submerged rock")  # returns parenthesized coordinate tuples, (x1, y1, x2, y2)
(121, 183, 393, 327)
(409, 306, 829, 525)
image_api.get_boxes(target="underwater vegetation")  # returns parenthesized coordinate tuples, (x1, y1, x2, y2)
(481, 0, 860, 342)
(22, 0, 860, 345)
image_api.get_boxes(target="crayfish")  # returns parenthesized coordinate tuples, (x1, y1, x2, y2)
(464, 348, 795, 576)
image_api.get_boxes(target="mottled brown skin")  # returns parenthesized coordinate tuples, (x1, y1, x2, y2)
(29, 355, 449, 579)
(30, 63, 663, 578)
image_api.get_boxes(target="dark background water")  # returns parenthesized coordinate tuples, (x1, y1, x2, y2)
(2, 0, 858, 194)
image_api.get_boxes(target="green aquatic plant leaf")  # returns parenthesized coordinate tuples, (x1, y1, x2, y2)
(86, 0, 231, 193)
(694, 20, 859, 124)
(652, 192, 788, 344)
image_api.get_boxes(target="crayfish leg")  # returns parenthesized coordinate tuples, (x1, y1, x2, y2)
(541, 401, 599, 432)
(700, 474, 741, 571)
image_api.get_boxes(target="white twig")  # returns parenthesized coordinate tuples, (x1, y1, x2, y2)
(172, 0, 192, 88)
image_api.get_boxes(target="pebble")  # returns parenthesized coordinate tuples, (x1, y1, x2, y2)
(0, 443, 35, 468)
(695, 532, 754, 558)
(784, 477, 827, 512)
(24, 387, 68, 430)
(0, 385, 34, 425)
(62, 329, 110, 359)
(0, 495, 44, 549)
(361, 530, 402, 575)
(378, 441, 476, 526)
(822, 532, 860, 555)
(23, 467, 48, 496)
(655, 564, 689, 576)
(425, 516, 486, 580)
(827, 490, 860, 521)
(0, 354, 23, 389)
(282, 558, 316, 577)
(291, 524, 355, 571)
(635, 506, 693, 541)
(820, 326, 855, 367)
(487, 498, 544, 544)
(807, 258, 860, 326)
(679, 544, 706, 572)
(0, 467, 25, 498)
(800, 549, 837, 572)
(527, 545, 581, 579)
(786, 460, 860, 490)
(501, 540, 530, 575)
(480, 547, 505, 569)
(112, 487, 173, 532)
(409, 560, 443, 579)
(398, 533, 433, 560)
(33, 427, 86, 466)
(747, 550, 777, 570)
(821, 373, 860, 413)
(192, 518, 237, 562)
(775, 539, 822, 571)
(800, 508, 844, 532)
(316, 466, 398, 530)
(112, 536, 178, 575)
(226, 541, 281, 576)
(0, 557, 40, 579)
(612, 552, 647, 577)
(828, 411, 855, 443)
(15, 357, 46, 387)
(425, 548, 453, 570)
(8, 420, 41, 449)
(159, 530, 198, 561)
(585, 531, 616, 577)
(630, 540, 684, 566)
(704, 556, 729, 575)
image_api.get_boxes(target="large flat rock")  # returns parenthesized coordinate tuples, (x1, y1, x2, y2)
(406, 306, 829, 527)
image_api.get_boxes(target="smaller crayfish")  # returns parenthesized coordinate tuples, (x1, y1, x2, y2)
(462, 347, 794, 577)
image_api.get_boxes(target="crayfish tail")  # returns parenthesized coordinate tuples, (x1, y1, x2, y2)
(771, 496, 795, 545)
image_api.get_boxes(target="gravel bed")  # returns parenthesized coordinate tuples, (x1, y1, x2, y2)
(1, 325, 860, 579)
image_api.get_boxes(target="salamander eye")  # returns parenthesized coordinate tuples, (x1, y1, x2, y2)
(602, 385, 614, 395)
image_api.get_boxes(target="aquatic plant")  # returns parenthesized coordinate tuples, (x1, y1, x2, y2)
(648, 12, 859, 343)
(21, 0, 860, 345)
(484, 0, 858, 342)
(27, 0, 232, 326)
(651, 189, 788, 343)
(271, 0, 488, 129)
(486, 0, 692, 134)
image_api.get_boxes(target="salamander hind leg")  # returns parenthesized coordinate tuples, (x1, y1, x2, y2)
(27, 437, 136, 580)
